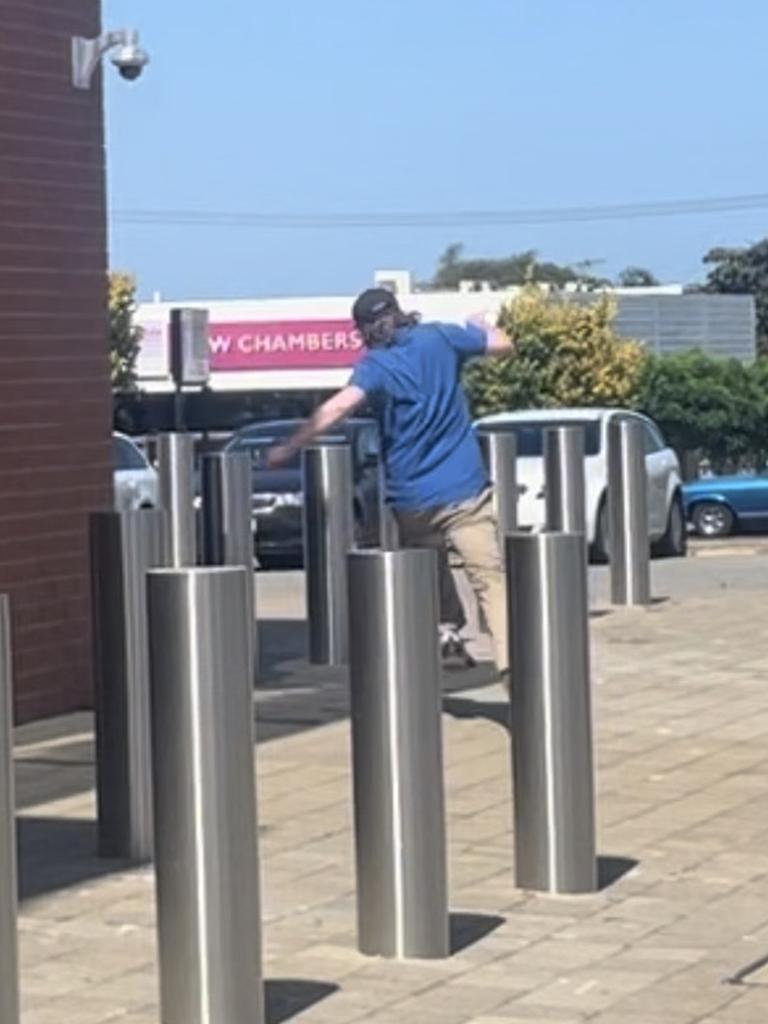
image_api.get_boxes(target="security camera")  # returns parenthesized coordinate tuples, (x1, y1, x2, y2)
(111, 40, 150, 81)
(72, 28, 150, 90)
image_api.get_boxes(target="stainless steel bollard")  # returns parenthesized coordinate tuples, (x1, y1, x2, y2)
(200, 453, 258, 676)
(348, 549, 449, 959)
(480, 431, 518, 543)
(147, 567, 264, 1024)
(544, 426, 587, 534)
(506, 533, 597, 894)
(608, 420, 651, 606)
(90, 509, 167, 861)
(0, 597, 19, 1024)
(303, 444, 354, 665)
(200, 453, 253, 568)
(157, 432, 196, 567)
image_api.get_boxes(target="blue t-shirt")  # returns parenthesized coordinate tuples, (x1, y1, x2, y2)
(350, 321, 488, 510)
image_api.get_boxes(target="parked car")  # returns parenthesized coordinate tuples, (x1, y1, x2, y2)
(113, 432, 159, 511)
(683, 474, 768, 537)
(474, 408, 686, 560)
(223, 419, 381, 568)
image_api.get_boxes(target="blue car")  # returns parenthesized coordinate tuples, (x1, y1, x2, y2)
(682, 474, 768, 537)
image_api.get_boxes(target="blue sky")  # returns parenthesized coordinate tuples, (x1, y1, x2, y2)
(103, 0, 768, 300)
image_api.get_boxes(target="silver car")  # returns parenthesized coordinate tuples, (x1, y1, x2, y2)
(113, 432, 158, 510)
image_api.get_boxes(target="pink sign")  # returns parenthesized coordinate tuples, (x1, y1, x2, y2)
(208, 319, 364, 371)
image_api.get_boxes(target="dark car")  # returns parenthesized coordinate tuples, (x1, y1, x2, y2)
(223, 418, 381, 568)
(683, 473, 768, 538)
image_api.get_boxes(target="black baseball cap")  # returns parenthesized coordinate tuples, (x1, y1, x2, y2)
(352, 287, 400, 327)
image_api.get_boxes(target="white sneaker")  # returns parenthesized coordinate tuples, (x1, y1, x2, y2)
(440, 629, 476, 669)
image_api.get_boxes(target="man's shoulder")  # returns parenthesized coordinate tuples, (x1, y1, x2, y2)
(402, 321, 454, 349)
(412, 320, 451, 337)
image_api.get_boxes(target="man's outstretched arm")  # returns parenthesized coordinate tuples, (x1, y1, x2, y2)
(267, 385, 366, 468)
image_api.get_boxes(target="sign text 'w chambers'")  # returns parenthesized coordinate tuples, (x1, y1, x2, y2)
(208, 319, 364, 370)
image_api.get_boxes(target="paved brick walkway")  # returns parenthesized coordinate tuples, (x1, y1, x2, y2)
(11, 571, 768, 1023)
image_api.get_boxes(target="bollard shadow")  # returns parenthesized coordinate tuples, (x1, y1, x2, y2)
(443, 695, 511, 733)
(258, 619, 309, 683)
(265, 979, 338, 1023)
(442, 660, 498, 693)
(16, 817, 124, 902)
(450, 912, 505, 954)
(598, 855, 639, 890)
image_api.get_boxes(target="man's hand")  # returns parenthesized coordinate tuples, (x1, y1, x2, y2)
(266, 443, 294, 469)
(466, 312, 515, 357)
(466, 311, 495, 332)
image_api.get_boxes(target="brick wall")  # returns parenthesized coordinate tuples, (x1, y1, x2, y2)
(0, 0, 112, 721)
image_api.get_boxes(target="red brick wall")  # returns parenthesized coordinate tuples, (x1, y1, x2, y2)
(0, 0, 112, 721)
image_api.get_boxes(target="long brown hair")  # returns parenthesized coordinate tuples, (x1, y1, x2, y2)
(361, 310, 420, 348)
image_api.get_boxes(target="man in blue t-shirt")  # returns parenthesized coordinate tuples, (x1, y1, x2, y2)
(268, 288, 514, 682)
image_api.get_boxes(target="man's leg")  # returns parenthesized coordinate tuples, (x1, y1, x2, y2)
(437, 489, 508, 680)
(437, 546, 467, 634)
(395, 509, 473, 665)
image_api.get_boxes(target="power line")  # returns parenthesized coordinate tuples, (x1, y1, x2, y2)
(110, 193, 768, 230)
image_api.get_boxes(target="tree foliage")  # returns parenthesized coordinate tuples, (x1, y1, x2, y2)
(637, 351, 768, 470)
(432, 244, 579, 290)
(617, 266, 659, 287)
(109, 272, 141, 393)
(704, 239, 768, 355)
(463, 288, 647, 417)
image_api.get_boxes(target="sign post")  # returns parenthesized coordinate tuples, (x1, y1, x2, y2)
(169, 308, 210, 430)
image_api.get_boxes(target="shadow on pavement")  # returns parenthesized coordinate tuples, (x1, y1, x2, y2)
(258, 619, 309, 684)
(443, 695, 511, 731)
(256, 619, 500, 744)
(15, 740, 95, 812)
(17, 817, 122, 902)
(598, 854, 639, 890)
(450, 911, 505, 953)
(266, 979, 338, 1023)
(12, 619, 506, 901)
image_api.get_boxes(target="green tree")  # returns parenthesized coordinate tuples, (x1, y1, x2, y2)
(431, 244, 582, 290)
(109, 272, 141, 392)
(463, 288, 647, 417)
(617, 266, 659, 287)
(703, 239, 768, 355)
(637, 351, 768, 470)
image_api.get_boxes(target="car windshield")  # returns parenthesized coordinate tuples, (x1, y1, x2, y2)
(477, 419, 601, 456)
(113, 437, 148, 471)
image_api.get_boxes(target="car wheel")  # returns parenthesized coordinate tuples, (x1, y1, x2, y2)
(590, 496, 610, 564)
(691, 501, 734, 539)
(652, 494, 687, 558)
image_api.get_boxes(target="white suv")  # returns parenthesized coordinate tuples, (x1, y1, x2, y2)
(474, 408, 686, 559)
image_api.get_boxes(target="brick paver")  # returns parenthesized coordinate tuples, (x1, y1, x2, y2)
(10, 567, 768, 1023)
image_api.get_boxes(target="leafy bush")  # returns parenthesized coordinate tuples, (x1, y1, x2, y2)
(463, 288, 646, 417)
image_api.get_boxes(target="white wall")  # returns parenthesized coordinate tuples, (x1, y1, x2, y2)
(135, 287, 520, 393)
(134, 279, 699, 394)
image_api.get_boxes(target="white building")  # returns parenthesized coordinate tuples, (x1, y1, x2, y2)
(134, 271, 755, 400)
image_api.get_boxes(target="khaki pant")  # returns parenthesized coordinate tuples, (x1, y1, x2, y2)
(395, 488, 508, 674)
